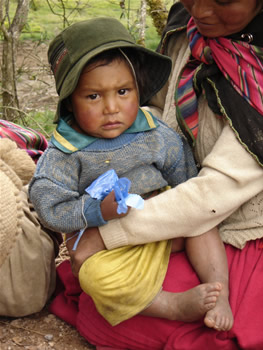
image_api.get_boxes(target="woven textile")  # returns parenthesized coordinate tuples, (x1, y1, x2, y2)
(175, 17, 263, 143)
(0, 120, 48, 163)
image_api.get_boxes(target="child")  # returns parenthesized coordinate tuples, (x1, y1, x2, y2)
(29, 17, 232, 330)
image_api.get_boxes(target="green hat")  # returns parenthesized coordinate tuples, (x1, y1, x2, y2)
(48, 17, 171, 121)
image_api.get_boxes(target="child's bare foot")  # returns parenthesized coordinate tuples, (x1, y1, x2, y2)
(204, 290, 233, 331)
(142, 282, 222, 322)
(168, 282, 222, 322)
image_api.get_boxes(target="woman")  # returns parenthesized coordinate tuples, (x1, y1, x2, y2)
(50, 1, 263, 349)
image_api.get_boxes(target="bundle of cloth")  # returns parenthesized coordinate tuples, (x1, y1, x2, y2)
(0, 120, 62, 317)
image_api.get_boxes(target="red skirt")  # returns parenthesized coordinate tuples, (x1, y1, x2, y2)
(50, 239, 263, 350)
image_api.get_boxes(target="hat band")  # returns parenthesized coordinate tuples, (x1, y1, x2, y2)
(50, 41, 68, 75)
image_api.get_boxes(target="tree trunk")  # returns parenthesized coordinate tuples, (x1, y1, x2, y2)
(1, 32, 20, 121)
(146, 0, 168, 36)
(0, 0, 30, 121)
(138, 0, 147, 46)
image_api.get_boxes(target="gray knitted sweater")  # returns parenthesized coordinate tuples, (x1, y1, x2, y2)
(29, 118, 197, 234)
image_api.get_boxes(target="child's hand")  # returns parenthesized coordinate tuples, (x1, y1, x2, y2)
(101, 190, 130, 220)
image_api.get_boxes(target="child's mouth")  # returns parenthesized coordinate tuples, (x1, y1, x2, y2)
(103, 122, 121, 129)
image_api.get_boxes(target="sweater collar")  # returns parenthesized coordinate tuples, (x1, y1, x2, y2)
(51, 108, 159, 153)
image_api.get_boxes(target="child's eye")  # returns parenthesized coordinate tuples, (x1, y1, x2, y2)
(118, 88, 128, 96)
(214, 0, 232, 5)
(87, 94, 99, 100)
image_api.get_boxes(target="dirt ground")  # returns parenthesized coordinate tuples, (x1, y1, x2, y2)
(0, 306, 95, 350)
(14, 41, 58, 112)
(0, 42, 98, 350)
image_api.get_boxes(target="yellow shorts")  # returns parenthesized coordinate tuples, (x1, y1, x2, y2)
(79, 240, 172, 326)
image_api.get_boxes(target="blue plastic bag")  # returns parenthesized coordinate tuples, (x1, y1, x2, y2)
(86, 169, 144, 214)
(72, 170, 144, 250)
(86, 169, 119, 200)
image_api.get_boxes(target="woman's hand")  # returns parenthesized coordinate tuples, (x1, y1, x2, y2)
(66, 227, 106, 276)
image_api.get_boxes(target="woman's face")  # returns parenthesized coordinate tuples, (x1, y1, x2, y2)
(180, 0, 261, 37)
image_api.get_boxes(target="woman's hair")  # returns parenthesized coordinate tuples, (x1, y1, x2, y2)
(85, 48, 151, 105)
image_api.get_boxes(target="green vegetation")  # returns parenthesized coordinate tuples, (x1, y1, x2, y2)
(20, 0, 173, 49)
(24, 110, 57, 138)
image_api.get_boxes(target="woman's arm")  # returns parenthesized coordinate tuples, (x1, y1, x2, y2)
(99, 123, 263, 249)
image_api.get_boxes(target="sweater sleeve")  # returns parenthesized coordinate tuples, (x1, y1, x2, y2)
(99, 123, 263, 249)
(29, 149, 107, 233)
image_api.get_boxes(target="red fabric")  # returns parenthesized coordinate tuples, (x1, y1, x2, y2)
(50, 240, 263, 350)
(49, 260, 81, 327)
(96, 347, 126, 350)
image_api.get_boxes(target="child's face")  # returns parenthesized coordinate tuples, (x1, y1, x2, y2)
(69, 58, 139, 138)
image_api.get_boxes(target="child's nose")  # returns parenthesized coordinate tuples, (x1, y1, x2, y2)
(104, 96, 119, 114)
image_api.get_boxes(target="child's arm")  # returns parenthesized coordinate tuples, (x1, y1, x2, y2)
(28, 148, 108, 234)
(29, 158, 129, 234)
(29, 176, 107, 233)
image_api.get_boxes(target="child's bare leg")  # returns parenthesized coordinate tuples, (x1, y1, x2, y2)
(185, 227, 233, 331)
(66, 228, 106, 276)
(140, 282, 221, 322)
(141, 237, 222, 323)
(171, 237, 185, 252)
